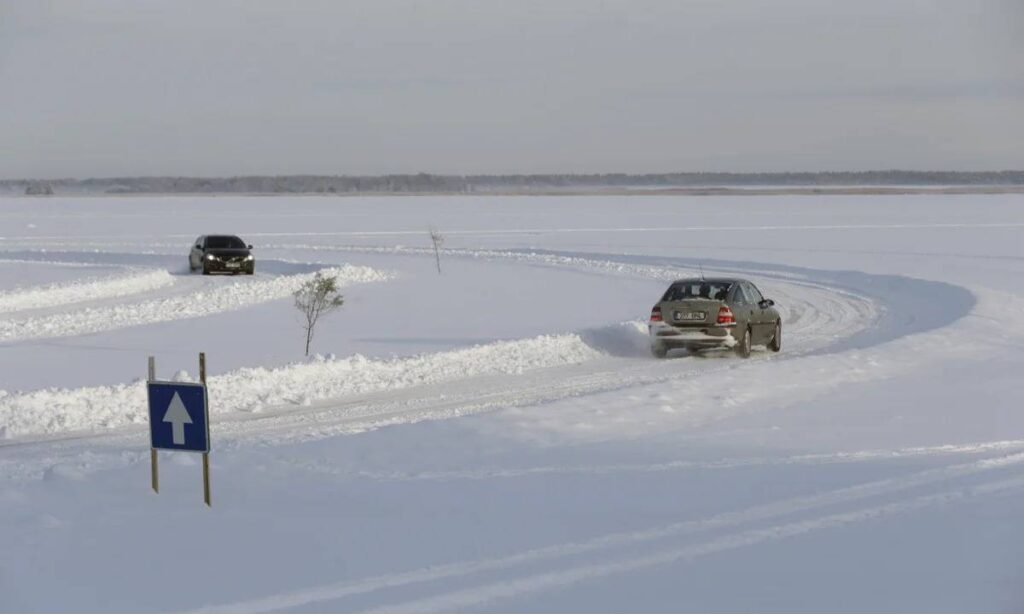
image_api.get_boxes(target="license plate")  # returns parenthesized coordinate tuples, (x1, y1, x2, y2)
(226, 263, 240, 269)
(675, 311, 705, 321)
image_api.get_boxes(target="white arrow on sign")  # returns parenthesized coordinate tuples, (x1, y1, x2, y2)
(162, 392, 193, 445)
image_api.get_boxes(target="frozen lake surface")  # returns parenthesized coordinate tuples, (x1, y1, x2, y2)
(1, 194, 1022, 612)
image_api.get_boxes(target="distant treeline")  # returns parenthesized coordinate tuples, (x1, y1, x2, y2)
(5, 171, 1024, 195)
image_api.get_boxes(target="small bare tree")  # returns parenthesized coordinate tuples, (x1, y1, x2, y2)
(429, 226, 445, 274)
(294, 272, 345, 356)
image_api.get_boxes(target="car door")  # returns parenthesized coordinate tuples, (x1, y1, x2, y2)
(743, 282, 770, 343)
(754, 282, 781, 341)
(190, 236, 204, 268)
(729, 283, 755, 337)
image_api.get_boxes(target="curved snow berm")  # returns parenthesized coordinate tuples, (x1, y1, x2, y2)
(453, 250, 982, 442)
(295, 243, 974, 352)
(477, 248, 974, 351)
(631, 253, 976, 354)
(0, 333, 603, 438)
(0, 268, 174, 314)
(0, 264, 389, 343)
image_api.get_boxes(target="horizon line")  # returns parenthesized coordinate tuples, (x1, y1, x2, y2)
(5, 169, 1024, 184)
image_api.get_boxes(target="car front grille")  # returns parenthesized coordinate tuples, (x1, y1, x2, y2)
(212, 255, 247, 264)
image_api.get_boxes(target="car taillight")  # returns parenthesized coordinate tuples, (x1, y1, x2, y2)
(717, 305, 735, 325)
(650, 306, 663, 322)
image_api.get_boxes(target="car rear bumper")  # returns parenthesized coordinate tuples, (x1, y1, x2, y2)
(649, 322, 737, 348)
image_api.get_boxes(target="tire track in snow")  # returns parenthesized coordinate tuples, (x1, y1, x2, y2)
(364, 475, 1024, 614)
(184, 452, 1024, 614)
(286, 439, 1024, 482)
(266, 243, 883, 355)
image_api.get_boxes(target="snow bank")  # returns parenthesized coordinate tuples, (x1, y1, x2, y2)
(0, 265, 388, 343)
(578, 321, 651, 357)
(0, 331, 605, 438)
(0, 268, 174, 313)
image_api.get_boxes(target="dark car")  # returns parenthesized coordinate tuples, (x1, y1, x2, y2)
(189, 235, 255, 275)
(648, 278, 781, 358)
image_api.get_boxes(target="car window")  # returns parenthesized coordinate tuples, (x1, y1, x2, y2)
(194, 236, 203, 247)
(662, 281, 732, 301)
(745, 282, 764, 303)
(732, 284, 749, 304)
(205, 236, 246, 249)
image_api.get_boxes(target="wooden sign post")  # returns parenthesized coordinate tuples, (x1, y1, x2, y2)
(146, 353, 212, 507)
(199, 352, 211, 507)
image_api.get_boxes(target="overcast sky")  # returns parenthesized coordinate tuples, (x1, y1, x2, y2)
(2, 0, 1022, 178)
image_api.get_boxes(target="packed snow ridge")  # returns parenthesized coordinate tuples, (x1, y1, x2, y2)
(0, 268, 174, 313)
(0, 330, 611, 438)
(0, 265, 389, 343)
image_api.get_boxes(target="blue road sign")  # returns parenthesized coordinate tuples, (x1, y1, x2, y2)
(147, 381, 209, 453)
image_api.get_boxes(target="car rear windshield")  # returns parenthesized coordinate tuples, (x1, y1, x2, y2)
(206, 236, 246, 249)
(662, 281, 732, 301)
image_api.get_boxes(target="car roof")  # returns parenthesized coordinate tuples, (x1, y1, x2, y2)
(670, 278, 746, 285)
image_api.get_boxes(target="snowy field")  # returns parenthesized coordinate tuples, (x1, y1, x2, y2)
(1, 194, 1022, 612)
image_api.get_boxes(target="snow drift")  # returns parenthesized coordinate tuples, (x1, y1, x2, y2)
(0, 329, 616, 438)
(0, 265, 388, 343)
(0, 268, 175, 313)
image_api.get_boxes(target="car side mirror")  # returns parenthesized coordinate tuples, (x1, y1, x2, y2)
(759, 299, 774, 308)
(195, 244, 203, 250)
(248, 245, 253, 249)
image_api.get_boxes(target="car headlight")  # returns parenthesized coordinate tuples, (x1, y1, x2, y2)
(205, 254, 216, 261)
(246, 254, 254, 261)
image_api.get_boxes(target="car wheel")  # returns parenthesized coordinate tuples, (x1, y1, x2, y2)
(768, 321, 782, 353)
(651, 343, 668, 359)
(247, 265, 255, 275)
(734, 327, 751, 358)
(202, 263, 210, 275)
